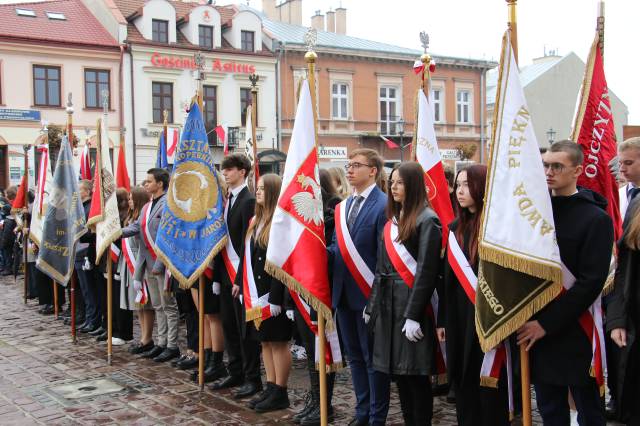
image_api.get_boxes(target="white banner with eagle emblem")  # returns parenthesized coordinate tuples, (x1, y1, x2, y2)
(265, 79, 333, 323)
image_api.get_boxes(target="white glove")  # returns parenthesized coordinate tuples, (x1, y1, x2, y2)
(212, 281, 221, 295)
(133, 280, 143, 292)
(402, 319, 424, 342)
(82, 256, 92, 271)
(286, 310, 295, 321)
(363, 307, 370, 324)
(269, 304, 282, 316)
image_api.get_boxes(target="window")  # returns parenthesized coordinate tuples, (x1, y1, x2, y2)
(152, 19, 169, 43)
(241, 30, 254, 52)
(431, 88, 443, 123)
(379, 86, 398, 135)
(332, 83, 348, 119)
(198, 25, 213, 49)
(203, 85, 217, 146)
(457, 90, 471, 124)
(84, 69, 110, 109)
(16, 8, 36, 17)
(33, 65, 61, 107)
(46, 12, 66, 20)
(240, 88, 257, 126)
(152, 82, 173, 123)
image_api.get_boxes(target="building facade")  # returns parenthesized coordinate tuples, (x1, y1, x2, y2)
(0, 0, 121, 188)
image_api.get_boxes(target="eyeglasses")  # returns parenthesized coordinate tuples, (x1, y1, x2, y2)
(344, 162, 373, 171)
(542, 162, 570, 174)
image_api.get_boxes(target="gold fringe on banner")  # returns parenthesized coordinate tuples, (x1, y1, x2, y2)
(264, 261, 333, 331)
(314, 360, 344, 373)
(478, 245, 564, 287)
(480, 376, 499, 388)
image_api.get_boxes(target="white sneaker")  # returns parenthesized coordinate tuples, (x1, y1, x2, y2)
(111, 337, 126, 346)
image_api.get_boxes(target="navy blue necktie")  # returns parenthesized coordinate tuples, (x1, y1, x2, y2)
(347, 196, 364, 233)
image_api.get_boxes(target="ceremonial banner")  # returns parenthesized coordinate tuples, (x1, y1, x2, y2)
(155, 103, 228, 288)
(115, 142, 130, 191)
(80, 144, 92, 180)
(477, 32, 563, 352)
(11, 171, 27, 214)
(87, 117, 122, 263)
(156, 131, 169, 169)
(414, 89, 455, 246)
(29, 145, 53, 246)
(36, 136, 87, 285)
(244, 105, 254, 163)
(165, 127, 180, 164)
(265, 79, 332, 323)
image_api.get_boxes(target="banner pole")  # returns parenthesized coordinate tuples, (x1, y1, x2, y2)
(198, 278, 205, 391)
(250, 74, 260, 188)
(71, 269, 77, 344)
(317, 311, 328, 426)
(22, 145, 30, 304)
(107, 258, 113, 365)
(53, 280, 58, 319)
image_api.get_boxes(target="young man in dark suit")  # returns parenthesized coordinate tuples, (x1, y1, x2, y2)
(517, 141, 614, 425)
(209, 154, 262, 399)
(328, 148, 390, 426)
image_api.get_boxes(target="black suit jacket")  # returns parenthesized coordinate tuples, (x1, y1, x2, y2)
(214, 186, 256, 287)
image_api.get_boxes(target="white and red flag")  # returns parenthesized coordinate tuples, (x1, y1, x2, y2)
(115, 142, 130, 191)
(215, 125, 227, 155)
(414, 89, 455, 245)
(80, 143, 92, 180)
(571, 33, 622, 242)
(265, 79, 332, 324)
(379, 135, 399, 149)
(29, 144, 52, 246)
(165, 127, 180, 164)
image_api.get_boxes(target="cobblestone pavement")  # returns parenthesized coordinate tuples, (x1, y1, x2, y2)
(0, 275, 619, 425)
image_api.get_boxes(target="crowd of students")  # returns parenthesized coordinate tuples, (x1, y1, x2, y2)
(16, 138, 640, 425)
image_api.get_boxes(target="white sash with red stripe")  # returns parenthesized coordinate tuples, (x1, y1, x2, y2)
(140, 203, 157, 261)
(222, 240, 240, 284)
(110, 243, 120, 263)
(334, 200, 374, 298)
(242, 219, 272, 326)
(290, 290, 342, 371)
(448, 230, 513, 412)
(122, 238, 137, 276)
(383, 220, 447, 381)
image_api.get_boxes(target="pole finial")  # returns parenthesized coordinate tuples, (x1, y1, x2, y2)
(249, 73, 259, 90)
(66, 93, 74, 114)
(194, 51, 205, 80)
(419, 31, 431, 65)
(101, 89, 109, 114)
(304, 28, 318, 63)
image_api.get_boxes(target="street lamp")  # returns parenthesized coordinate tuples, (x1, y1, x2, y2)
(398, 117, 405, 161)
(546, 127, 556, 146)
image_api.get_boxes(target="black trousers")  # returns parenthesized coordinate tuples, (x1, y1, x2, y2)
(176, 290, 198, 352)
(395, 375, 433, 426)
(455, 376, 510, 426)
(96, 272, 107, 329)
(111, 279, 133, 341)
(220, 283, 261, 383)
(534, 380, 605, 426)
(36, 269, 66, 306)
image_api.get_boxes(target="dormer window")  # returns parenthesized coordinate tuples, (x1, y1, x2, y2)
(152, 19, 169, 43)
(16, 8, 36, 17)
(241, 30, 254, 52)
(199, 25, 213, 49)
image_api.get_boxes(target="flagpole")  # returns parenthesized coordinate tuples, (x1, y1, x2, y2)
(22, 144, 30, 304)
(597, 1, 605, 56)
(194, 51, 206, 391)
(249, 74, 260, 188)
(163, 110, 169, 166)
(506, 1, 531, 424)
(304, 28, 328, 426)
(65, 94, 78, 340)
(412, 31, 432, 161)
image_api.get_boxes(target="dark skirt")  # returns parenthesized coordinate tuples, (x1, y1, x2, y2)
(254, 313, 292, 342)
(193, 280, 220, 314)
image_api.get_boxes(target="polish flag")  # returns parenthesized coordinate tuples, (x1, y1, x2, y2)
(115, 142, 130, 191)
(265, 79, 333, 324)
(413, 59, 437, 75)
(380, 135, 399, 149)
(165, 128, 180, 163)
(214, 125, 227, 155)
(414, 90, 454, 246)
(79, 144, 92, 180)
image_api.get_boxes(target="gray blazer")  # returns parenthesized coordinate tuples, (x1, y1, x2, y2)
(121, 194, 167, 281)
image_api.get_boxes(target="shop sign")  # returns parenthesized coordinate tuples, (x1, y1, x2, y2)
(0, 109, 41, 122)
(319, 146, 347, 160)
(150, 53, 256, 74)
(439, 149, 462, 161)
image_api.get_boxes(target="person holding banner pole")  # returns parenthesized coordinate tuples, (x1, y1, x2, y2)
(365, 162, 442, 425)
(438, 165, 511, 426)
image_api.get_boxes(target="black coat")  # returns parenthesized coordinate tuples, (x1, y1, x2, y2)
(531, 188, 614, 386)
(606, 197, 640, 419)
(234, 235, 285, 305)
(366, 207, 442, 376)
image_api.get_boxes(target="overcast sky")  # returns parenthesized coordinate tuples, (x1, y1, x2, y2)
(233, 0, 639, 124)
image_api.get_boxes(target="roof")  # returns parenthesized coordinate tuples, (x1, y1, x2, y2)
(486, 55, 565, 105)
(0, 0, 119, 48)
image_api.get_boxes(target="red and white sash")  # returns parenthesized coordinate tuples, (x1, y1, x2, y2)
(122, 237, 137, 276)
(140, 203, 157, 261)
(383, 220, 447, 382)
(243, 218, 272, 326)
(289, 290, 343, 371)
(110, 243, 120, 263)
(448, 230, 514, 413)
(135, 280, 149, 306)
(222, 241, 240, 284)
(334, 199, 374, 298)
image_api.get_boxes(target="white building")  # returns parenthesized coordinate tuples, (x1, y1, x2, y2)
(83, 0, 277, 183)
(487, 52, 628, 148)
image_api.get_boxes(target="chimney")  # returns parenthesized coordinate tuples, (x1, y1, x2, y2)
(326, 9, 335, 32)
(276, 0, 302, 26)
(262, 0, 276, 21)
(335, 6, 346, 35)
(311, 10, 324, 31)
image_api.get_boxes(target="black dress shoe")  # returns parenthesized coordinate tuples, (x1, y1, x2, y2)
(96, 332, 108, 342)
(129, 341, 154, 354)
(88, 327, 105, 336)
(248, 382, 274, 409)
(153, 347, 180, 362)
(177, 355, 199, 370)
(209, 375, 243, 390)
(140, 345, 164, 359)
(79, 324, 99, 333)
(39, 305, 54, 315)
(254, 384, 289, 413)
(171, 354, 188, 367)
(347, 416, 368, 426)
(233, 381, 262, 399)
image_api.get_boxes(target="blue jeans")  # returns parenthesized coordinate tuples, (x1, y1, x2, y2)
(336, 306, 390, 426)
(76, 265, 99, 328)
(534, 380, 605, 426)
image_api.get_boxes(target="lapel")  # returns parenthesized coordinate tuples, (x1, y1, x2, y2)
(351, 187, 378, 233)
(229, 187, 248, 221)
(149, 194, 165, 218)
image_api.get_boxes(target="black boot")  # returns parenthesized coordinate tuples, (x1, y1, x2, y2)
(190, 349, 211, 382)
(300, 371, 335, 426)
(248, 382, 275, 409)
(254, 384, 290, 413)
(292, 391, 315, 424)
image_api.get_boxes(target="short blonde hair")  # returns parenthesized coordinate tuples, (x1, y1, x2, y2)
(619, 137, 640, 153)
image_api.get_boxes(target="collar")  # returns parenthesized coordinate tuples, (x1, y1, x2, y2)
(152, 191, 166, 201)
(230, 183, 247, 199)
(353, 183, 376, 201)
